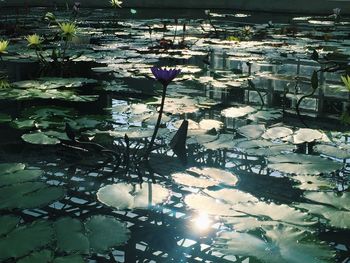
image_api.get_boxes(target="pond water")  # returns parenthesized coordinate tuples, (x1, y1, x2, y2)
(0, 6, 349, 263)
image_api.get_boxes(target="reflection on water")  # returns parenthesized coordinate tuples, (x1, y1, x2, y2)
(192, 213, 212, 232)
(0, 6, 349, 263)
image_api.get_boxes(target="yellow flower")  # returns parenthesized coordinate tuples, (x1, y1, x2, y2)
(341, 75, 350, 91)
(110, 0, 122, 8)
(26, 34, 43, 48)
(0, 40, 9, 54)
(59, 22, 77, 40)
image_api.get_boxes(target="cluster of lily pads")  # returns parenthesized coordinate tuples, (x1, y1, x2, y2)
(0, 6, 350, 263)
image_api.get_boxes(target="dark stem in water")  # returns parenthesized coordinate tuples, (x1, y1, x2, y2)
(144, 83, 167, 160)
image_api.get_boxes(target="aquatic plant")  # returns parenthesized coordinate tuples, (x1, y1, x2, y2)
(110, 0, 122, 8)
(26, 34, 43, 48)
(144, 67, 181, 160)
(0, 40, 9, 55)
(341, 75, 350, 91)
(59, 22, 77, 41)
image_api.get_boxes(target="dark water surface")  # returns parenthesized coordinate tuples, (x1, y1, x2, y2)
(0, 6, 349, 263)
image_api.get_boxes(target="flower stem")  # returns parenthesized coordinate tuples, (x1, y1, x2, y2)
(144, 84, 167, 160)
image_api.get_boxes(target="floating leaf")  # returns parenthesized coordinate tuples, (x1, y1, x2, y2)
(0, 221, 53, 260)
(297, 203, 350, 229)
(292, 175, 335, 191)
(231, 201, 316, 226)
(0, 163, 25, 174)
(0, 182, 65, 210)
(0, 215, 20, 236)
(53, 255, 85, 263)
(84, 215, 130, 253)
(221, 106, 256, 118)
(262, 126, 293, 140)
(54, 217, 89, 254)
(267, 154, 343, 175)
(215, 225, 334, 263)
(184, 194, 243, 216)
(202, 134, 236, 150)
(198, 119, 223, 131)
(204, 189, 258, 205)
(314, 144, 350, 159)
(0, 169, 43, 187)
(172, 173, 216, 188)
(304, 191, 350, 211)
(22, 132, 61, 145)
(237, 124, 265, 139)
(97, 182, 170, 210)
(292, 128, 327, 144)
(17, 250, 53, 263)
(187, 167, 238, 186)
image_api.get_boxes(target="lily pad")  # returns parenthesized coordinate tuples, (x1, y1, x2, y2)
(17, 250, 53, 263)
(97, 182, 170, 210)
(21, 132, 61, 145)
(231, 201, 316, 226)
(267, 154, 343, 175)
(54, 217, 89, 254)
(0, 221, 53, 260)
(204, 188, 258, 205)
(314, 144, 350, 159)
(184, 193, 243, 217)
(262, 126, 293, 140)
(221, 106, 256, 118)
(187, 167, 238, 186)
(0, 182, 65, 210)
(172, 173, 217, 188)
(215, 225, 335, 263)
(0, 215, 20, 236)
(84, 215, 130, 253)
(0, 169, 43, 187)
(237, 124, 266, 139)
(292, 175, 335, 191)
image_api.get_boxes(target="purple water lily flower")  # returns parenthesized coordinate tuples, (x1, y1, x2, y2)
(151, 67, 181, 87)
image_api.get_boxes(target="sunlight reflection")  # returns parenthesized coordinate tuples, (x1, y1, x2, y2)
(192, 213, 212, 231)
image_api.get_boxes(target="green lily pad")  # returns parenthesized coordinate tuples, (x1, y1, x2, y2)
(0, 215, 20, 236)
(22, 132, 61, 145)
(53, 255, 85, 263)
(0, 169, 43, 187)
(0, 221, 54, 260)
(0, 182, 65, 210)
(54, 217, 89, 254)
(84, 215, 130, 253)
(17, 250, 53, 263)
(267, 154, 343, 175)
(0, 163, 25, 174)
(314, 144, 350, 159)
